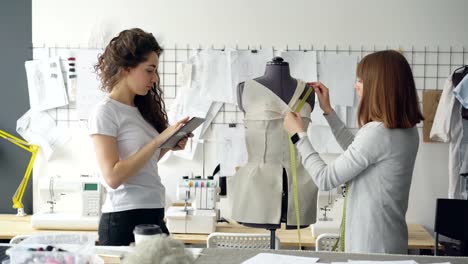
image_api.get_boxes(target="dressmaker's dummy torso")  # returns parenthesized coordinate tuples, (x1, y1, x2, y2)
(233, 57, 317, 230)
(237, 57, 315, 112)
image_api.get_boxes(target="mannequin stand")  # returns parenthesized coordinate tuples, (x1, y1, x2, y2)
(269, 229, 277, 249)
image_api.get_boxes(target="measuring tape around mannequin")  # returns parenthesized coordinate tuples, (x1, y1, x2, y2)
(289, 85, 314, 249)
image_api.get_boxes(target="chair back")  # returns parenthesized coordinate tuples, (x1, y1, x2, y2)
(316, 233, 340, 251)
(207, 232, 280, 249)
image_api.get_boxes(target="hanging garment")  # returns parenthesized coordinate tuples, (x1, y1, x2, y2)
(430, 74, 467, 198)
(229, 79, 318, 226)
(453, 74, 468, 109)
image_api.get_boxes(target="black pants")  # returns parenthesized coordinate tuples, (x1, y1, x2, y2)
(98, 208, 169, 246)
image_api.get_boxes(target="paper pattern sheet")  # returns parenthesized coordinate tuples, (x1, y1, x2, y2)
(169, 58, 223, 160)
(182, 55, 214, 118)
(308, 125, 345, 154)
(216, 126, 248, 176)
(172, 102, 223, 161)
(199, 49, 234, 104)
(200, 102, 223, 138)
(280, 50, 318, 82)
(309, 106, 348, 154)
(347, 93, 360, 128)
(318, 53, 358, 107)
(16, 110, 70, 160)
(24, 57, 69, 112)
(230, 49, 274, 104)
(75, 49, 107, 120)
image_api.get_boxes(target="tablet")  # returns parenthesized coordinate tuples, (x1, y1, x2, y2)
(160, 117, 205, 148)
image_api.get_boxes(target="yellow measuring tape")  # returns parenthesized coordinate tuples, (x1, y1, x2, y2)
(289, 85, 314, 249)
(332, 183, 348, 251)
(290, 86, 349, 251)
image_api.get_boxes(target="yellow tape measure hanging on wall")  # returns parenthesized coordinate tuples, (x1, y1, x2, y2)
(289, 85, 314, 249)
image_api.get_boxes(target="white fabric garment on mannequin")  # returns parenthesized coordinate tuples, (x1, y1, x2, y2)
(229, 79, 318, 226)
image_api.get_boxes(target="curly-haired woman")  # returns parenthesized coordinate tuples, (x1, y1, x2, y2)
(89, 28, 189, 246)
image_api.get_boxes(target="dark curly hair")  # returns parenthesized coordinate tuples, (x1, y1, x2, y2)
(95, 28, 168, 133)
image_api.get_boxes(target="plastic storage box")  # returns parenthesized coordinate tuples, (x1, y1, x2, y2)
(7, 233, 101, 264)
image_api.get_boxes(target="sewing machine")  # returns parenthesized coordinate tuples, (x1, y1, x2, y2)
(31, 175, 101, 230)
(166, 177, 219, 234)
(311, 187, 344, 237)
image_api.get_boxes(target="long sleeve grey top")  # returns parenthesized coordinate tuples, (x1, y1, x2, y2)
(296, 111, 419, 254)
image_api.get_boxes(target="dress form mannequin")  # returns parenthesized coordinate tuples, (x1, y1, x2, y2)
(238, 57, 315, 112)
(235, 57, 316, 230)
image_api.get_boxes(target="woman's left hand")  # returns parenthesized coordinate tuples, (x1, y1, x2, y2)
(172, 133, 193, 151)
(284, 112, 305, 135)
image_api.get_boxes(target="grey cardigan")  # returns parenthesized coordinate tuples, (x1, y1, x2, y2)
(296, 111, 419, 254)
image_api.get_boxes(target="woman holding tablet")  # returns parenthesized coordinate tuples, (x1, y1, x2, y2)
(89, 28, 191, 246)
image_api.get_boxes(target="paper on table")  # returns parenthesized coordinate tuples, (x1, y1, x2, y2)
(230, 49, 274, 104)
(75, 49, 107, 120)
(318, 53, 357, 107)
(242, 253, 319, 264)
(24, 57, 69, 112)
(348, 261, 418, 264)
(16, 110, 70, 160)
(216, 126, 248, 176)
(280, 50, 318, 82)
(199, 49, 234, 104)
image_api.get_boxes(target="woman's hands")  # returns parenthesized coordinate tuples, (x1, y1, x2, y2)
(284, 82, 335, 135)
(284, 112, 305, 135)
(172, 133, 193, 151)
(157, 116, 195, 153)
(157, 116, 190, 145)
(309, 82, 333, 115)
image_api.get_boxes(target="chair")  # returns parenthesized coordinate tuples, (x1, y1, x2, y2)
(434, 198, 468, 256)
(315, 233, 340, 251)
(207, 232, 280, 249)
(9, 234, 30, 244)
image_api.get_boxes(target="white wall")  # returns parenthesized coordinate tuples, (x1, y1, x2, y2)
(33, 0, 468, 48)
(32, 0, 467, 232)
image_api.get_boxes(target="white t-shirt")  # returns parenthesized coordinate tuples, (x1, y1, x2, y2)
(88, 96, 165, 213)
